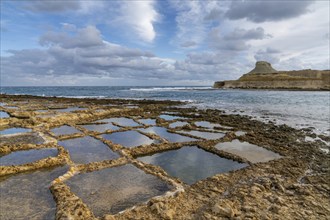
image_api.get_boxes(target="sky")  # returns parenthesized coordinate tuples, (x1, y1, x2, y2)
(1, 0, 329, 86)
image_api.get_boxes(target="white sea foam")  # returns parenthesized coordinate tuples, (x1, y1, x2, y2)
(129, 87, 213, 91)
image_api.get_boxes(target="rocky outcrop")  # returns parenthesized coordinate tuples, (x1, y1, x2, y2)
(214, 61, 330, 90)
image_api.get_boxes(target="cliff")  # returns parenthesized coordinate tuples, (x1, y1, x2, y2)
(214, 61, 330, 90)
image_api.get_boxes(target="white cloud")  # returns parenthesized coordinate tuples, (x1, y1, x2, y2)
(169, 1, 225, 48)
(119, 1, 159, 43)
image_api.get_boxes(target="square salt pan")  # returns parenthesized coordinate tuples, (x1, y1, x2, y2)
(65, 164, 173, 216)
(215, 139, 281, 163)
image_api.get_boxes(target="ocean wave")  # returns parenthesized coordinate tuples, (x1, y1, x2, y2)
(129, 87, 213, 91)
(57, 95, 107, 99)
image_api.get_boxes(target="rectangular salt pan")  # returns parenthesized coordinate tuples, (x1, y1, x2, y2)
(215, 139, 281, 163)
(0, 166, 67, 220)
(0, 148, 58, 166)
(195, 121, 233, 130)
(139, 127, 197, 143)
(138, 146, 247, 185)
(0, 127, 31, 135)
(58, 136, 119, 164)
(57, 107, 87, 112)
(102, 130, 155, 148)
(65, 164, 173, 216)
(97, 117, 140, 127)
(177, 130, 225, 140)
(139, 118, 157, 126)
(169, 121, 188, 128)
(159, 114, 184, 121)
(82, 123, 119, 133)
(0, 111, 10, 118)
(51, 125, 81, 136)
(0, 133, 45, 146)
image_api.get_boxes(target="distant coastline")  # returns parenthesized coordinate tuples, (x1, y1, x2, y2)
(214, 61, 330, 91)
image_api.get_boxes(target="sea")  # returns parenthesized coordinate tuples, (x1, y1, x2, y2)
(1, 86, 329, 136)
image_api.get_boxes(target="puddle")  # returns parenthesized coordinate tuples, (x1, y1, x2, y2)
(0, 102, 5, 106)
(0, 127, 31, 135)
(195, 121, 232, 130)
(0, 166, 67, 220)
(65, 164, 173, 216)
(177, 130, 225, 140)
(97, 117, 140, 127)
(159, 114, 184, 121)
(139, 118, 157, 126)
(0, 148, 58, 166)
(0, 133, 44, 146)
(169, 121, 188, 128)
(82, 123, 120, 133)
(57, 107, 87, 112)
(215, 139, 282, 163)
(0, 111, 10, 118)
(139, 127, 197, 143)
(51, 125, 81, 136)
(235, 131, 246, 136)
(138, 146, 247, 185)
(102, 131, 155, 148)
(4, 106, 18, 109)
(125, 105, 139, 109)
(58, 136, 119, 164)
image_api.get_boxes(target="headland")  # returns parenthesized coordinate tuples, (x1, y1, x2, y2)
(214, 61, 330, 90)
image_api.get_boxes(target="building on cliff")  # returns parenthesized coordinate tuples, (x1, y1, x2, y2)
(213, 61, 330, 90)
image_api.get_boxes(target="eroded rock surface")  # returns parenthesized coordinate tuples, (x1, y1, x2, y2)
(0, 94, 329, 220)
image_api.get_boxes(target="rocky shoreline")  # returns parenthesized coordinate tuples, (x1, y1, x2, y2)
(0, 94, 329, 219)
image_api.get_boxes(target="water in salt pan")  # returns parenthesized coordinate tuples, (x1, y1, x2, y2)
(102, 130, 155, 148)
(0, 133, 44, 146)
(139, 118, 157, 126)
(57, 107, 87, 112)
(195, 121, 233, 130)
(215, 139, 282, 163)
(0, 127, 31, 135)
(235, 131, 246, 136)
(82, 123, 119, 133)
(0, 111, 10, 118)
(139, 127, 197, 143)
(4, 106, 18, 109)
(159, 114, 184, 121)
(58, 136, 119, 164)
(177, 130, 225, 140)
(0, 148, 58, 166)
(65, 164, 173, 216)
(138, 146, 247, 185)
(169, 121, 188, 128)
(97, 117, 140, 127)
(0, 166, 67, 220)
(51, 125, 81, 136)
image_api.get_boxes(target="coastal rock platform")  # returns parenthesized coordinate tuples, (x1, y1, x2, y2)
(0, 94, 329, 219)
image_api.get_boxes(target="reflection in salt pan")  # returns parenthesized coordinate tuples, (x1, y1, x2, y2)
(138, 146, 247, 185)
(0, 148, 58, 166)
(215, 139, 281, 163)
(102, 130, 154, 148)
(58, 136, 119, 164)
(139, 127, 197, 143)
(66, 164, 173, 216)
(0, 166, 67, 220)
